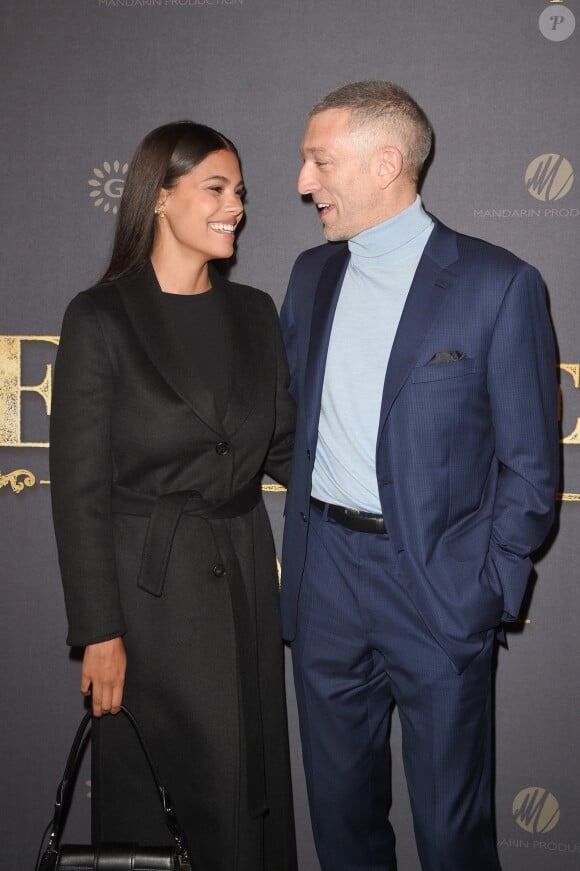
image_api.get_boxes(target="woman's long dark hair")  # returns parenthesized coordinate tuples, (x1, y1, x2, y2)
(101, 121, 239, 283)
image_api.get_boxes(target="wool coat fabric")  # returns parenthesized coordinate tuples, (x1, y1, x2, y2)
(50, 262, 297, 871)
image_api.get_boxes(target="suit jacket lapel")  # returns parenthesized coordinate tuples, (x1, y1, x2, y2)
(378, 220, 460, 436)
(304, 245, 349, 447)
(117, 261, 224, 435)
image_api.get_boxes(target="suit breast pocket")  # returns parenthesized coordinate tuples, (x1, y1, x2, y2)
(406, 355, 489, 453)
(411, 356, 482, 383)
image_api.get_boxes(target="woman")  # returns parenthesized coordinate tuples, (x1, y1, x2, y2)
(50, 121, 297, 871)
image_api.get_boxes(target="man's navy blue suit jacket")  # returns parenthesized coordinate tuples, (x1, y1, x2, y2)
(279, 219, 559, 673)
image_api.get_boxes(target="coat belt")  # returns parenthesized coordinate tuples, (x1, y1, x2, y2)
(111, 477, 268, 818)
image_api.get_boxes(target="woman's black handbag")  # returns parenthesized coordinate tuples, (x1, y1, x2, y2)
(35, 705, 193, 871)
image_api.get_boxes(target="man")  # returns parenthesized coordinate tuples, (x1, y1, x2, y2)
(280, 81, 558, 871)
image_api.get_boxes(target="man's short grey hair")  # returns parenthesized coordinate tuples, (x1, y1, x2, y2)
(311, 81, 433, 182)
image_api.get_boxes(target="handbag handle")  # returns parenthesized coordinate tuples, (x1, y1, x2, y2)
(39, 705, 192, 866)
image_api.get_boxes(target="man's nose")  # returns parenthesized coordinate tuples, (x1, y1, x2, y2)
(298, 163, 318, 196)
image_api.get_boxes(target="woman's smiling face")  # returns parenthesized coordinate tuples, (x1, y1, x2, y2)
(158, 149, 245, 264)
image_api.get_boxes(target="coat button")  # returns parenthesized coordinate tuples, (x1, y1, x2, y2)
(215, 441, 230, 456)
(306, 449, 311, 459)
(300, 511, 307, 523)
(212, 563, 226, 577)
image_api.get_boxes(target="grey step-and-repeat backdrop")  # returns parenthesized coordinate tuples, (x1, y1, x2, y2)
(1, 1, 578, 869)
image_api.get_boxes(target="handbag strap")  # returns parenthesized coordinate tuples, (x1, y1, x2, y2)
(41, 705, 192, 864)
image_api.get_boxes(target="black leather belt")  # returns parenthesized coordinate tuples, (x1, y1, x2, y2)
(310, 497, 386, 534)
(111, 478, 267, 819)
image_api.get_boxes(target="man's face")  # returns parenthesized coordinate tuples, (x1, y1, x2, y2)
(298, 108, 381, 241)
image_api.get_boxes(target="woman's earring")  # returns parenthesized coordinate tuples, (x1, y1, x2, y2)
(154, 205, 166, 218)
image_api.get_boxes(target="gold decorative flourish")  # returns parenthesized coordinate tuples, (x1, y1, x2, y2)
(13, 478, 287, 491)
(0, 468, 36, 493)
(10, 478, 580, 503)
(559, 492, 580, 502)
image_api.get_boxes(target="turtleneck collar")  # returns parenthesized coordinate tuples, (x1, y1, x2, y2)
(348, 195, 433, 262)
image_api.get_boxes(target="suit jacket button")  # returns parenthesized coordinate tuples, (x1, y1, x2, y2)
(212, 563, 226, 577)
(306, 450, 311, 459)
(215, 441, 230, 456)
(300, 511, 307, 522)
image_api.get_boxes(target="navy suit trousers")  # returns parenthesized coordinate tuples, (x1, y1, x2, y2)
(291, 502, 502, 871)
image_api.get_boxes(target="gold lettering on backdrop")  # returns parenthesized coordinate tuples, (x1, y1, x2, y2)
(559, 364, 580, 444)
(0, 336, 59, 447)
(0, 338, 578, 499)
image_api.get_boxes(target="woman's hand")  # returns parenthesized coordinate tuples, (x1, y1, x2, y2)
(81, 637, 127, 717)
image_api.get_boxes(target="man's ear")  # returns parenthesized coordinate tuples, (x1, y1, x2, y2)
(377, 145, 403, 189)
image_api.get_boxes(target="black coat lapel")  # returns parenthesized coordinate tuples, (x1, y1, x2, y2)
(377, 221, 461, 437)
(209, 267, 260, 438)
(304, 246, 349, 447)
(117, 262, 224, 435)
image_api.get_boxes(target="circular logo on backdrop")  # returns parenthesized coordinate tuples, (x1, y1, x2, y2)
(88, 161, 129, 214)
(512, 787, 560, 834)
(525, 154, 574, 202)
(539, 4, 576, 41)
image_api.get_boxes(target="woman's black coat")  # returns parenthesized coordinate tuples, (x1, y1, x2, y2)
(50, 263, 297, 871)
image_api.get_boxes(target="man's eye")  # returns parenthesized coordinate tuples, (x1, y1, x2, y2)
(315, 162, 327, 168)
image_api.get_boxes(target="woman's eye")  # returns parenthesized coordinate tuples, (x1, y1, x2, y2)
(209, 186, 223, 193)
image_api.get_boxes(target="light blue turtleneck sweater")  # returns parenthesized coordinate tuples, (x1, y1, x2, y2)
(311, 196, 434, 513)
